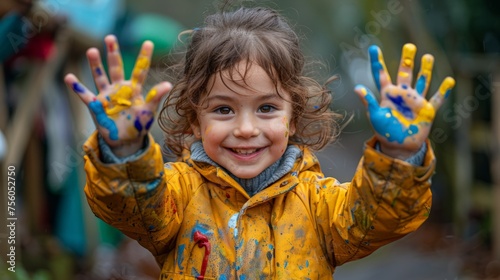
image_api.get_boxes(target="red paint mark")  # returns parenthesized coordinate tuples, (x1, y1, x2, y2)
(194, 231, 210, 279)
(226, 193, 230, 198)
(108, 42, 115, 52)
(171, 199, 177, 214)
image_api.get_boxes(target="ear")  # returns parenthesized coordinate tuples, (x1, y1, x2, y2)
(289, 121, 296, 137)
(190, 121, 202, 139)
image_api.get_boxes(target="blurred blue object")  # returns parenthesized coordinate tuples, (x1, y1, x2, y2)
(39, 0, 124, 39)
(0, 130, 6, 160)
(115, 12, 184, 76)
(120, 13, 184, 56)
(0, 12, 26, 62)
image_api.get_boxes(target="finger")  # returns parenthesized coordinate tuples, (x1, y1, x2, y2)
(145, 82, 173, 109)
(86, 48, 110, 93)
(396, 43, 417, 88)
(429, 77, 455, 110)
(64, 73, 98, 105)
(130, 40, 154, 90)
(415, 54, 434, 97)
(104, 34, 125, 83)
(354, 84, 379, 112)
(368, 45, 392, 92)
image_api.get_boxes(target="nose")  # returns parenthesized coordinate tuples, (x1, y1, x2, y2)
(233, 113, 259, 138)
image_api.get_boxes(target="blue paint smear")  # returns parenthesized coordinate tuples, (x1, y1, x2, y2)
(89, 101, 119, 140)
(284, 260, 288, 268)
(72, 82, 86, 94)
(415, 75, 427, 95)
(146, 178, 161, 191)
(191, 221, 210, 238)
(387, 94, 414, 119)
(219, 275, 228, 280)
(369, 106, 419, 144)
(95, 67, 103, 76)
(444, 89, 452, 98)
(368, 45, 383, 91)
(134, 118, 143, 132)
(177, 244, 185, 270)
(191, 267, 200, 278)
(240, 275, 247, 280)
(145, 117, 154, 130)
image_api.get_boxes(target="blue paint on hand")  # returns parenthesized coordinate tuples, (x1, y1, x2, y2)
(386, 94, 414, 119)
(95, 67, 103, 76)
(72, 82, 86, 94)
(444, 89, 452, 98)
(369, 46, 383, 91)
(89, 100, 119, 140)
(369, 107, 419, 143)
(415, 75, 427, 95)
(145, 117, 154, 130)
(134, 118, 143, 132)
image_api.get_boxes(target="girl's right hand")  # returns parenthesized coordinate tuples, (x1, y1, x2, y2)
(64, 35, 172, 157)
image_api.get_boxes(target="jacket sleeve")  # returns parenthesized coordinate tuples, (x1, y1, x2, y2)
(317, 137, 435, 266)
(82, 131, 193, 258)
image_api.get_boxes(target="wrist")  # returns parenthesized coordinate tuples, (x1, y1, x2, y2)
(110, 138, 146, 158)
(378, 142, 421, 160)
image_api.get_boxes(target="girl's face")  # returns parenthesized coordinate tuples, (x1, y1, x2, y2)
(191, 61, 295, 179)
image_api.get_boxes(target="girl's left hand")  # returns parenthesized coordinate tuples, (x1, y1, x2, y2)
(354, 43, 456, 159)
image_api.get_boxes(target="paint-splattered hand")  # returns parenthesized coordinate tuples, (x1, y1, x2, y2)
(354, 44, 455, 159)
(64, 35, 172, 157)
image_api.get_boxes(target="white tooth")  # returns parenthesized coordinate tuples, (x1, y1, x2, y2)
(234, 149, 256, 154)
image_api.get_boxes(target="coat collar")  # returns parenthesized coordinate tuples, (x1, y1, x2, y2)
(181, 145, 323, 207)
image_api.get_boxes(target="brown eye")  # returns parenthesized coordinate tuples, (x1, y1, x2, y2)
(215, 107, 233, 114)
(259, 105, 275, 113)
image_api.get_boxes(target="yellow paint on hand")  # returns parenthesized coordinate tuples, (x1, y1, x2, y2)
(359, 87, 368, 96)
(377, 49, 392, 84)
(402, 44, 417, 67)
(131, 57, 151, 87)
(398, 71, 409, 78)
(105, 85, 134, 115)
(135, 57, 150, 70)
(439, 77, 456, 96)
(417, 54, 434, 91)
(145, 88, 158, 103)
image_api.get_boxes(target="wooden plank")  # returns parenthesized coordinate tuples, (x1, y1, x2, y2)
(492, 72, 500, 260)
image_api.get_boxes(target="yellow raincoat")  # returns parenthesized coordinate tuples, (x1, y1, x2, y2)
(83, 132, 435, 279)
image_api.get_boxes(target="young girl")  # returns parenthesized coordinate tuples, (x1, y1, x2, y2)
(64, 6, 455, 280)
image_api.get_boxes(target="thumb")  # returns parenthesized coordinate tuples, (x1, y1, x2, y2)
(145, 81, 173, 109)
(354, 84, 379, 111)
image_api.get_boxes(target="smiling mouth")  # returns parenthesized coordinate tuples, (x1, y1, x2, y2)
(231, 148, 262, 155)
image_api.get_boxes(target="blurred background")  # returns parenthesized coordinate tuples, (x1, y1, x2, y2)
(0, 0, 499, 279)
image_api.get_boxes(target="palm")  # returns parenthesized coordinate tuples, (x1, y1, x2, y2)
(355, 44, 455, 157)
(64, 35, 171, 148)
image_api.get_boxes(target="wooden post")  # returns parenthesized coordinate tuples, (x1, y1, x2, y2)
(492, 71, 500, 260)
(453, 74, 473, 237)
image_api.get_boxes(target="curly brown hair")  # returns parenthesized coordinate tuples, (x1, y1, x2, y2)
(159, 6, 341, 157)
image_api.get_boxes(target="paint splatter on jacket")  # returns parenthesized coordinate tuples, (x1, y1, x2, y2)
(83, 132, 435, 279)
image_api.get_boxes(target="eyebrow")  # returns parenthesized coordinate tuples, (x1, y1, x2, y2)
(206, 93, 282, 103)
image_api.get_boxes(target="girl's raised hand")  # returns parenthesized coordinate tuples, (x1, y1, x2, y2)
(354, 44, 455, 159)
(64, 35, 172, 157)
